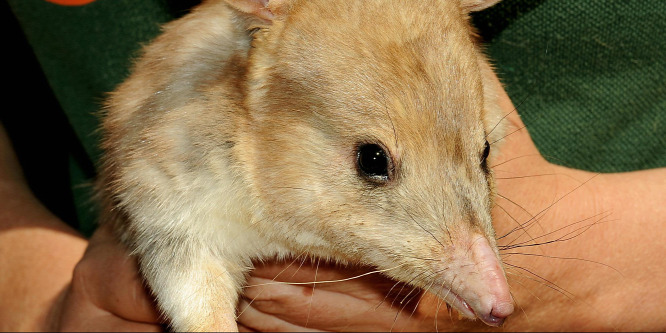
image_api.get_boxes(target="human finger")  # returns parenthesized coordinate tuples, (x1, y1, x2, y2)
(249, 260, 400, 300)
(241, 273, 443, 332)
(237, 298, 322, 332)
(67, 223, 161, 324)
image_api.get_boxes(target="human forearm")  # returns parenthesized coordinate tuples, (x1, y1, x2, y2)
(588, 168, 666, 330)
(0, 124, 87, 331)
(0, 215, 87, 331)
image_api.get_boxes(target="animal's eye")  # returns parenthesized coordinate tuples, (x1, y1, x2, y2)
(481, 140, 490, 165)
(357, 144, 390, 182)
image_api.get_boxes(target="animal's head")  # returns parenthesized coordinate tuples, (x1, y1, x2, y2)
(230, 0, 512, 326)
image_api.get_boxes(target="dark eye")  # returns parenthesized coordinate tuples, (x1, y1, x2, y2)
(481, 140, 490, 165)
(357, 144, 390, 181)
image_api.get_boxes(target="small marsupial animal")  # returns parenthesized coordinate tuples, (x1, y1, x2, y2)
(98, 0, 513, 330)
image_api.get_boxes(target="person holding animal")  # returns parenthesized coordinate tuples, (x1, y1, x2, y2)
(2, 55, 665, 331)
(2, 0, 665, 331)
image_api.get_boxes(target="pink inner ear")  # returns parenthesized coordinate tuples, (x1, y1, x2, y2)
(225, 0, 275, 21)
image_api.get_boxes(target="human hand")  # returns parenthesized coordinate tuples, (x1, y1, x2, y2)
(238, 259, 480, 332)
(53, 223, 164, 332)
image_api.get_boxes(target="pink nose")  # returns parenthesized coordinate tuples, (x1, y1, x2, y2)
(469, 234, 514, 326)
(478, 302, 514, 326)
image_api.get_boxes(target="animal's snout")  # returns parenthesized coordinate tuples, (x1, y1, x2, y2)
(467, 233, 514, 326)
(478, 301, 515, 326)
(434, 232, 513, 326)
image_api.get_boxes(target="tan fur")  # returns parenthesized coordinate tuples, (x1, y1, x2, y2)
(99, 0, 510, 331)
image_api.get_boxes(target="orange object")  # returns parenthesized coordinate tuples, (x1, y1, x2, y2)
(45, 0, 96, 6)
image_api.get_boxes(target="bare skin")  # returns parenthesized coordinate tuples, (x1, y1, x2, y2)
(0, 125, 87, 331)
(0, 71, 664, 331)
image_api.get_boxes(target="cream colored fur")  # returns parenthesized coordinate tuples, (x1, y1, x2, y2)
(98, 0, 508, 331)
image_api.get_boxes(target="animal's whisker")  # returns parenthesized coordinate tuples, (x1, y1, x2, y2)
(502, 252, 623, 276)
(505, 218, 612, 251)
(494, 202, 540, 250)
(391, 285, 422, 332)
(498, 173, 602, 244)
(389, 269, 437, 311)
(496, 193, 546, 243)
(501, 214, 614, 250)
(304, 258, 320, 328)
(501, 210, 609, 247)
(490, 123, 528, 146)
(497, 173, 568, 180)
(540, 153, 586, 168)
(405, 280, 437, 329)
(486, 107, 516, 139)
(270, 252, 306, 280)
(398, 267, 449, 308)
(399, 284, 422, 307)
(440, 274, 458, 327)
(505, 270, 543, 301)
(397, 201, 449, 249)
(237, 252, 308, 319)
(494, 169, 587, 185)
(504, 262, 607, 325)
(487, 92, 534, 143)
(506, 252, 622, 332)
(504, 262, 575, 301)
(374, 256, 442, 311)
(510, 289, 529, 321)
(245, 262, 411, 288)
(490, 153, 544, 169)
(433, 280, 448, 333)
(504, 275, 534, 327)
(376, 279, 405, 311)
(394, 268, 452, 332)
(397, 255, 440, 261)
(290, 254, 310, 279)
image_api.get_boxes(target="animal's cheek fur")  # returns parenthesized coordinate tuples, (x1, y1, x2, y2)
(240, 122, 356, 245)
(241, 127, 419, 260)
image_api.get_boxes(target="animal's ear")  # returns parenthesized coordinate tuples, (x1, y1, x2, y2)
(460, 0, 501, 12)
(224, 0, 293, 21)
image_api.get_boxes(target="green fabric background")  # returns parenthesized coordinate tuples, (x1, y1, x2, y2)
(6, 0, 665, 234)
(474, 1, 666, 172)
